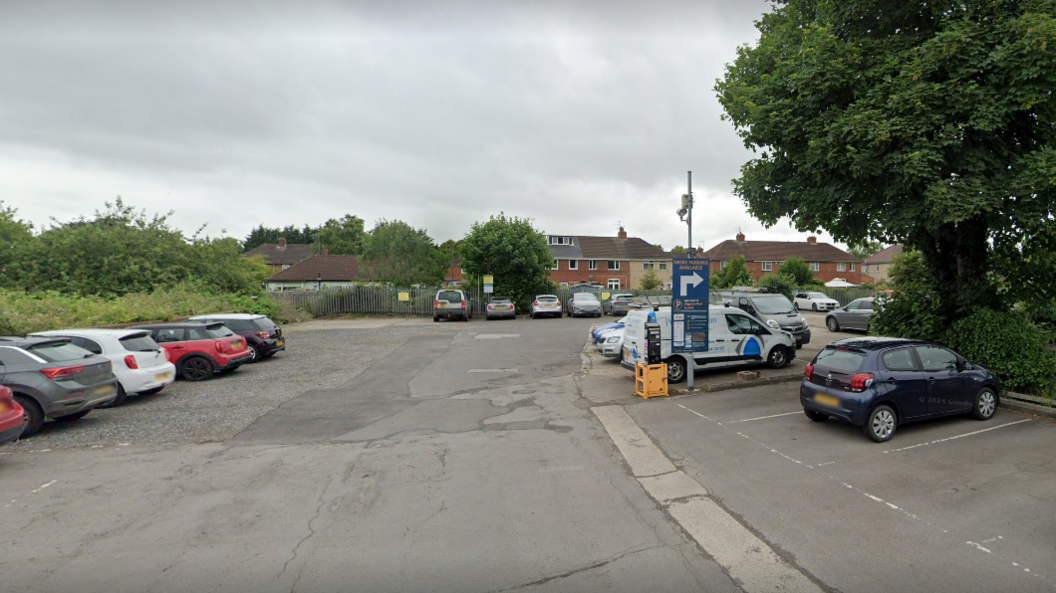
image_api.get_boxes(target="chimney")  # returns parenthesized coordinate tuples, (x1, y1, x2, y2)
(618, 226, 627, 240)
(807, 236, 817, 245)
(735, 232, 745, 243)
(278, 237, 287, 249)
(321, 247, 329, 256)
(696, 246, 704, 256)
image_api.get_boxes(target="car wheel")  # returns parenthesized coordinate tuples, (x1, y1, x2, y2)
(179, 357, 215, 382)
(433, 315, 439, 322)
(863, 405, 897, 442)
(99, 384, 128, 408)
(812, 303, 818, 311)
(14, 394, 44, 437)
(53, 410, 91, 423)
(972, 387, 998, 420)
(804, 409, 828, 422)
(767, 346, 789, 369)
(139, 386, 165, 396)
(246, 344, 260, 363)
(826, 317, 840, 332)
(665, 356, 687, 384)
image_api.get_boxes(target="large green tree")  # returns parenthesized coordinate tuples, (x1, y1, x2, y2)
(360, 220, 447, 286)
(243, 223, 319, 251)
(0, 201, 32, 285)
(314, 214, 366, 255)
(716, 0, 1056, 321)
(460, 213, 555, 312)
(777, 256, 821, 287)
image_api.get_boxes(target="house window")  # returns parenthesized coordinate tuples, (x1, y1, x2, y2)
(809, 262, 820, 272)
(549, 236, 574, 246)
(659, 262, 667, 271)
(281, 264, 290, 270)
(762, 262, 773, 272)
(850, 263, 856, 272)
(607, 279, 621, 290)
(875, 264, 880, 272)
(837, 262, 847, 272)
(560, 282, 569, 288)
(568, 260, 578, 271)
(588, 260, 598, 270)
(663, 282, 672, 290)
(607, 261, 620, 270)
(643, 262, 654, 270)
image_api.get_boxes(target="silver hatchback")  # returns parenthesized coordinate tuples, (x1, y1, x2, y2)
(531, 295, 563, 319)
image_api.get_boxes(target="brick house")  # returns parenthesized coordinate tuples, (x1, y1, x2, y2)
(864, 244, 903, 284)
(547, 227, 669, 291)
(700, 233, 870, 284)
(444, 254, 464, 288)
(264, 252, 365, 291)
(243, 238, 313, 271)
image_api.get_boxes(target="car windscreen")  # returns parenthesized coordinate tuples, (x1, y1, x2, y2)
(26, 341, 94, 362)
(752, 295, 795, 314)
(438, 291, 462, 303)
(119, 333, 161, 352)
(203, 324, 236, 338)
(814, 348, 866, 372)
(576, 294, 599, 302)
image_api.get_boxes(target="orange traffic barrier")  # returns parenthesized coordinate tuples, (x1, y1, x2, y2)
(635, 363, 668, 399)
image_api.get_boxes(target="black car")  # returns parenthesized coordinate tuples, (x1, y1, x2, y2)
(188, 314, 285, 362)
(800, 337, 1000, 442)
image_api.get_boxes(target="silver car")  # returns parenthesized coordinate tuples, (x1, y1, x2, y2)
(434, 289, 472, 322)
(596, 327, 624, 358)
(825, 297, 878, 332)
(485, 296, 517, 320)
(603, 293, 635, 316)
(531, 295, 563, 319)
(568, 293, 602, 317)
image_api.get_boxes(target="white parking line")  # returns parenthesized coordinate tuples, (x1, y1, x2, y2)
(884, 420, 1031, 454)
(467, 368, 518, 373)
(724, 411, 801, 424)
(474, 334, 520, 339)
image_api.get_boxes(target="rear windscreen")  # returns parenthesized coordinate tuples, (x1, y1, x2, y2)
(490, 298, 512, 304)
(438, 291, 462, 303)
(253, 317, 278, 329)
(814, 348, 866, 372)
(204, 324, 236, 338)
(119, 334, 160, 352)
(27, 341, 93, 362)
(537, 296, 557, 302)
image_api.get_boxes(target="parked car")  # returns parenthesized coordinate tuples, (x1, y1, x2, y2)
(595, 327, 625, 358)
(603, 293, 636, 316)
(434, 289, 472, 322)
(0, 337, 119, 436)
(721, 292, 811, 348)
(793, 291, 839, 312)
(567, 292, 602, 317)
(825, 297, 878, 332)
(485, 296, 516, 320)
(592, 316, 627, 344)
(129, 322, 253, 382)
(531, 295, 563, 319)
(189, 314, 285, 362)
(800, 337, 999, 442)
(622, 305, 796, 383)
(29, 329, 176, 406)
(0, 385, 27, 446)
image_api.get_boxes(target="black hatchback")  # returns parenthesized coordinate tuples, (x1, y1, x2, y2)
(800, 337, 1000, 442)
(188, 314, 285, 362)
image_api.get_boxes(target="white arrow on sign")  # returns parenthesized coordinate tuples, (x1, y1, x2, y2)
(680, 271, 704, 296)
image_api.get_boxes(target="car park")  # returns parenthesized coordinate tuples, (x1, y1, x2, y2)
(531, 295, 563, 319)
(603, 293, 636, 316)
(0, 337, 119, 436)
(567, 292, 602, 317)
(0, 385, 27, 445)
(621, 305, 796, 383)
(825, 297, 877, 332)
(485, 296, 517, 320)
(130, 322, 253, 382)
(29, 329, 176, 406)
(721, 292, 811, 348)
(793, 291, 839, 312)
(800, 337, 999, 442)
(434, 289, 472, 322)
(189, 313, 285, 362)
(595, 327, 625, 358)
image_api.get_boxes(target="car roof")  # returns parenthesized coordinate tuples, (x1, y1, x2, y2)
(31, 328, 151, 338)
(131, 321, 223, 329)
(188, 313, 264, 320)
(825, 337, 926, 352)
(0, 336, 73, 347)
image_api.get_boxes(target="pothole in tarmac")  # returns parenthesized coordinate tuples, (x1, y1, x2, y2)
(512, 389, 536, 395)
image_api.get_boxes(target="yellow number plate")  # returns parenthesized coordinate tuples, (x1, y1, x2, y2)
(93, 385, 115, 396)
(155, 373, 171, 382)
(0, 401, 7, 413)
(277, 339, 284, 347)
(814, 394, 840, 407)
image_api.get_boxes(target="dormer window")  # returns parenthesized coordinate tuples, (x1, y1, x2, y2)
(549, 236, 574, 246)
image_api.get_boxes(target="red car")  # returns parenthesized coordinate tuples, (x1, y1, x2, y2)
(0, 385, 27, 446)
(130, 322, 253, 382)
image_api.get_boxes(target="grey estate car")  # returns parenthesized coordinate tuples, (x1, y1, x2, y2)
(0, 336, 119, 436)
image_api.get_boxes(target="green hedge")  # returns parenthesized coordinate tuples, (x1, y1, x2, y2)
(943, 309, 1056, 395)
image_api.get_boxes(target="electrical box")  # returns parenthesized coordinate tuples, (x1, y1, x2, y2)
(644, 321, 662, 365)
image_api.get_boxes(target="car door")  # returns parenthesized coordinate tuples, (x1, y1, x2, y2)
(856, 299, 876, 331)
(833, 300, 857, 328)
(725, 312, 764, 364)
(915, 345, 971, 415)
(844, 299, 869, 330)
(878, 347, 929, 418)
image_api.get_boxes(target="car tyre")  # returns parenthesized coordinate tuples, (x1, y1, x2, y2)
(971, 387, 998, 420)
(14, 394, 44, 437)
(665, 356, 687, 384)
(179, 357, 215, 382)
(826, 317, 840, 332)
(246, 344, 260, 363)
(433, 315, 439, 322)
(863, 405, 897, 442)
(804, 409, 828, 422)
(812, 303, 818, 311)
(53, 410, 91, 423)
(767, 346, 790, 369)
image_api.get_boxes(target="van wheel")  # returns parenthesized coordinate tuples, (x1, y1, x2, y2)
(665, 357, 687, 383)
(767, 346, 789, 369)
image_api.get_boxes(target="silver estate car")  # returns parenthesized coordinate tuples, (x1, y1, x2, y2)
(531, 295, 563, 319)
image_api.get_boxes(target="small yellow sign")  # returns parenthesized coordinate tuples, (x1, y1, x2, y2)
(602, 292, 611, 301)
(398, 292, 410, 302)
(483, 275, 494, 285)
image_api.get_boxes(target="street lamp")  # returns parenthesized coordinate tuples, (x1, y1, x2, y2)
(675, 171, 693, 257)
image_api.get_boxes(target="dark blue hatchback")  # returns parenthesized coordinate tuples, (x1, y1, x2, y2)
(800, 337, 1000, 442)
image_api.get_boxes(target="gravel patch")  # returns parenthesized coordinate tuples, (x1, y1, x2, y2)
(6, 324, 457, 451)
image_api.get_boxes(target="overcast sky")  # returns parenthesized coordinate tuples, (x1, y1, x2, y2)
(0, 0, 846, 251)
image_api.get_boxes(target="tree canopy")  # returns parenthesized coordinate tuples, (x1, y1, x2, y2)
(314, 214, 366, 255)
(360, 220, 447, 286)
(710, 256, 753, 289)
(460, 213, 555, 312)
(777, 256, 821, 287)
(715, 0, 1056, 321)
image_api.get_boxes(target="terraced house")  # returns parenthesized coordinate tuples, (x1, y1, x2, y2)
(546, 227, 671, 291)
(700, 232, 870, 284)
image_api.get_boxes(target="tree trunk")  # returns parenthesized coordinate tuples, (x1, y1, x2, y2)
(914, 215, 997, 322)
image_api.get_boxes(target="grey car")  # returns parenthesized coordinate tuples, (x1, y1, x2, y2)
(825, 297, 878, 332)
(434, 289, 472, 322)
(485, 296, 517, 320)
(568, 292, 602, 317)
(0, 337, 119, 436)
(604, 294, 636, 316)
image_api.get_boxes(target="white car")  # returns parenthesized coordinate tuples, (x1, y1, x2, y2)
(30, 329, 176, 406)
(531, 295, 563, 319)
(595, 327, 624, 358)
(794, 291, 840, 312)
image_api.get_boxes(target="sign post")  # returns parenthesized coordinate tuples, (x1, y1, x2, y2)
(671, 258, 710, 388)
(483, 275, 494, 294)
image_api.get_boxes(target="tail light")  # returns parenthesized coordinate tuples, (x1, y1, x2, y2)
(533, 301, 539, 307)
(434, 300, 440, 308)
(850, 373, 875, 392)
(124, 355, 139, 370)
(215, 342, 225, 353)
(804, 363, 813, 380)
(461, 300, 467, 309)
(41, 366, 86, 380)
(487, 304, 493, 310)
(254, 330, 270, 339)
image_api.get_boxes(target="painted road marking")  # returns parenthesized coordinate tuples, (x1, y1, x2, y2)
(884, 420, 1031, 454)
(724, 411, 801, 424)
(467, 368, 518, 373)
(474, 334, 520, 340)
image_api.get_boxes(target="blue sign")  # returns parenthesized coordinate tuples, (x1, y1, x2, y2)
(671, 258, 710, 353)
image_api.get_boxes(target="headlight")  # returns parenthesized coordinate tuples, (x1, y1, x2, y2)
(766, 319, 780, 329)
(606, 336, 620, 343)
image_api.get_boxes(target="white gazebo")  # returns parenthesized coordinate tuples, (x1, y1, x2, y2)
(824, 278, 857, 288)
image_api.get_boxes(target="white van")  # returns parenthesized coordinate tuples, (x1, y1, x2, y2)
(620, 305, 796, 383)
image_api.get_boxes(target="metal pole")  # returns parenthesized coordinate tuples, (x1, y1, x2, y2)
(687, 171, 693, 258)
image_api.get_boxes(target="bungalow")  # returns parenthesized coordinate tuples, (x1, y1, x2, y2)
(264, 252, 364, 291)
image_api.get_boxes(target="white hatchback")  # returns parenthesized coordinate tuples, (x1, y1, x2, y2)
(30, 329, 176, 406)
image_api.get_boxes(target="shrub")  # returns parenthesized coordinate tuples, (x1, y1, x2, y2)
(756, 273, 796, 301)
(943, 309, 1056, 395)
(869, 285, 945, 342)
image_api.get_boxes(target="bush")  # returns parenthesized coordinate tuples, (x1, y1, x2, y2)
(869, 285, 945, 342)
(756, 273, 796, 301)
(943, 309, 1056, 395)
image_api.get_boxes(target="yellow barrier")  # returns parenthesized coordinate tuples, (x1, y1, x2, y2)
(635, 363, 669, 399)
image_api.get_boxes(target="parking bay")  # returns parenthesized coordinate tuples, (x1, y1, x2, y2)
(625, 382, 1056, 593)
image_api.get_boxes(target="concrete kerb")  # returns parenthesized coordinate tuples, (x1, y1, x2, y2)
(1000, 397, 1056, 420)
(669, 368, 804, 397)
